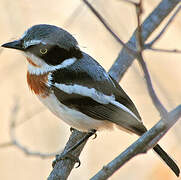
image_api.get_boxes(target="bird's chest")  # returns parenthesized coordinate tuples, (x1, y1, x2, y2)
(26, 72, 112, 132)
(26, 71, 50, 98)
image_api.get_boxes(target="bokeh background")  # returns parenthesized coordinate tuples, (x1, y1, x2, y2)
(0, 0, 181, 179)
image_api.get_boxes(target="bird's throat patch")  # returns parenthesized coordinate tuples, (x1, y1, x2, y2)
(27, 72, 50, 98)
(26, 57, 40, 67)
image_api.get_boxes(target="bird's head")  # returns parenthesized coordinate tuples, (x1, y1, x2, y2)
(2, 24, 82, 73)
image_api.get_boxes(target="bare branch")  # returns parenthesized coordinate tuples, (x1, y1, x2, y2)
(91, 105, 181, 180)
(146, 47, 181, 53)
(48, 130, 88, 180)
(81, 0, 137, 57)
(134, 1, 168, 117)
(91, 1, 181, 179)
(15, 106, 45, 126)
(137, 54, 168, 117)
(0, 100, 60, 158)
(135, 1, 143, 52)
(109, 0, 181, 82)
(135, 1, 167, 116)
(145, 5, 181, 49)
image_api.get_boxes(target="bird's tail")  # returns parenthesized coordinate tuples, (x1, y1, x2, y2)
(153, 144, 180, 177)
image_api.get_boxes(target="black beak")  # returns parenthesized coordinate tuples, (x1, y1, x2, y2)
(1, 40, 24, 51)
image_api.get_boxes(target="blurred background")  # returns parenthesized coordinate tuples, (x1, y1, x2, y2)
(0, 0, 181, 179)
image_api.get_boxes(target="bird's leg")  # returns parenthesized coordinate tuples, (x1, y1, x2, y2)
(52, 129, 97, 168)
(66, 129, 97, 152)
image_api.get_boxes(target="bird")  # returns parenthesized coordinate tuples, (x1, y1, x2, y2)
(2, 24, 179, 176)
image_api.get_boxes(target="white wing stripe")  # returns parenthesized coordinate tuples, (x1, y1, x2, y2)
(111, 100, 140, 121)
(54, 83, 140, 121)
(54, 83, 115, 104)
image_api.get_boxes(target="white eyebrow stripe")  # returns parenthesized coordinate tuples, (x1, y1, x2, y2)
(24, 39, 43, 48)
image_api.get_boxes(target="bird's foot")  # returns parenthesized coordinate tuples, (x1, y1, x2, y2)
(70, 127, 75, 133)
(92, 132, 97, 139)
(52, 153, 81, 168)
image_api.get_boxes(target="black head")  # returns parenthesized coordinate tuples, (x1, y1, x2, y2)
(2, 24, 82, 65)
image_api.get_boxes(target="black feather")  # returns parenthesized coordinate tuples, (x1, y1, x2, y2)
(52, 86, 146, 134)
(153, 144, 180, 177)
(26, 44, 82, 65)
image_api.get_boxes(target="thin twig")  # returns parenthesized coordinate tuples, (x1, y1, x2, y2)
(91, 2, 180, 179)
(48, 130, 88, 180)
(135, 1, 168, 117)
(135, 1, 143, 53)
(145, 5, 181, 49)
(146, 47, 181, 53)
(109, 0, 180, 81)
(0, 100, 61, 158)
(15, 106, 45, 126)
(137, 54, 168, 117)
(81, 0, 137, 57)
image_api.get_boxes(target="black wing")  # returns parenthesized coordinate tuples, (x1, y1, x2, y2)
(52, 52, 146, 134)
(109, 75, 142, 120)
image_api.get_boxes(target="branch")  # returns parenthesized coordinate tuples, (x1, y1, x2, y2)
(47, 0, 180, 179)
(0, 100, 59, 158)
(91, 1, 181, 179)
(146, 47, 181, 53)
(81, 0, 137, 57)
(109, 0, 181, 82)
(144, 5, 181, 54)
(134, 1, 168, 117)
(91, 105, 181, 180)
(137, 54, 168, 117)
(145, 5, 181, 49)
(48, 130, 88, 180)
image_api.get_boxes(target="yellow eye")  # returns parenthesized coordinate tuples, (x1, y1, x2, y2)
(40, 48, 48, 54)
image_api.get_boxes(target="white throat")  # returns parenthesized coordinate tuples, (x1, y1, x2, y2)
(24, 52, 76, 75)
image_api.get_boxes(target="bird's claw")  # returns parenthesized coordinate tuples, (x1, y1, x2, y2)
(92, 133, 97, 139)
(70, 127, 75, 133)
(52, 153, 81, 168)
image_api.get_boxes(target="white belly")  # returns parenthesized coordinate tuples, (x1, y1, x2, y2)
(38, 93, 113, 132)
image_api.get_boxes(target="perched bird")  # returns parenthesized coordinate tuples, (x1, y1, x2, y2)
(2, 24, 179, 176)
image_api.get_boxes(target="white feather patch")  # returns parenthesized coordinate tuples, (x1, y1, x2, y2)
(54, 83, 140, 120)
(25, 52, 76, 75)
(38, 93, 113, 132)
(54, 83, 115, 104)
(23, 39, 44, 48)
(21, 29, 47, 48)
(111, 100, 140, 121)
(55, 83, 140, 121)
